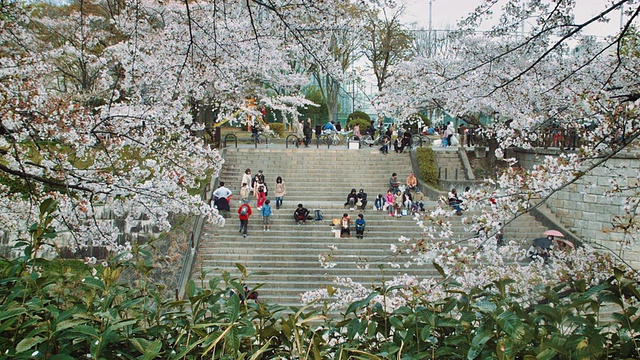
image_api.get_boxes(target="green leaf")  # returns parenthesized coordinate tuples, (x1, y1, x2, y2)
(228, 294, 240, 322)
(474, 301, 497, 314)
(497, 312, 525, 341)
(388, 316, 404, 330)
(366, 321, 377, 339)
(108, 319, 137, 331)
(471, 328, 494, 348)
(419, 325, 432, 342)
(54, 319, 86, 333)
(435, 317, 460, 328)
(142, 339, 162, 360)
(394, 306, 413, 315)
(50, 355, 75, 360)
(347, 318, 360, 339)
(345, 292, 378, 315)
(129, 338, 148, 354)
(39, 198, 56, 216)
(82, 276, 105, 291)
(72, 325, 99, 338)
(613, 267, 624, 282)
(433, 261, 446, 278)
(535, 348, 557, 360)
(0, 305, 26, 322)
(533, 304, 561, 324)
(16, 336, 45, 353)
(249, 338, 273, 360)
(235, 263, 248, 278)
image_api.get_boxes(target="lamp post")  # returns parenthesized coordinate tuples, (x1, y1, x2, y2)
(428, 0, 433, 57)
(351, 72, 356, 115)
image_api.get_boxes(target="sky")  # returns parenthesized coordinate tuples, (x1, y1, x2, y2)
(402, 0, 631, 38)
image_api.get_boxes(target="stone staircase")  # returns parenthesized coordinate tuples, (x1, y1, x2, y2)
(434, 148, 466, 181)
(193, 148, 547, 307)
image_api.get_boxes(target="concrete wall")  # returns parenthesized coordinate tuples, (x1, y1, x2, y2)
(0, 206, 162, 260)
(511, 148, 640, 267)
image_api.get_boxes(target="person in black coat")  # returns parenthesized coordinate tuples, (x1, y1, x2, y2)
(345, 188, 358, 210)
(357, 189, 368, 210)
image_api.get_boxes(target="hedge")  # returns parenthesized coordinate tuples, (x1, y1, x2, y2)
(416, 147, 438, 189)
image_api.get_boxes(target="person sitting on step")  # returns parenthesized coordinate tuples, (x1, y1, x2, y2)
(344, 188, 358, 211)
(413, 188, 425, 212)
(340, 213, 351, 238)
(294, 203, 310, 225)
(357, 189, 368, 210)
(448, 188, 463, 215)
(374, 194, 384, 211)
(384, 190, 395, 215)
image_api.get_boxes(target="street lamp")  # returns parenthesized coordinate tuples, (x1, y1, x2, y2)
(428, 0, 433, 57)
(351, 70, 356, 115)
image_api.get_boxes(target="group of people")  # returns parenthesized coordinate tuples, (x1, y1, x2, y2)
(335, 213, 366, 239)
(435, 122, 477, 148)
(213, 166, 469, 237)
(372, 172, 425, 217)
(378, 123, 413, 155)
(292, 118, 314, 147)
(344, 188, 368, 211)
(213, 168, 287, 237)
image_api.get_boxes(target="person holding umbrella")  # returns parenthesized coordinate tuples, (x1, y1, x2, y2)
(529, 230, 573, 262)
(544, 229, 574, 251)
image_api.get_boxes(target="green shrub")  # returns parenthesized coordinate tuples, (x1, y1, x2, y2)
(347, 118, 371, 131)
(347, 111, 371, 123)
(269, 123, 285, 137)
(4, 200, 640, 360)
(416, 147, 438, 188)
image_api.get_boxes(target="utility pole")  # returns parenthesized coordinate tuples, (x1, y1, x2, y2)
(428, 0, 433, 57)
(521, 1, 526, 39)
(352, 75, 355, 114)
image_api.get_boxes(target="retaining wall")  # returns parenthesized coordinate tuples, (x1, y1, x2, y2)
(511, 148, 640, 268)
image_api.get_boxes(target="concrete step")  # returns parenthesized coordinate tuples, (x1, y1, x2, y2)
(193, 148, 548, 307)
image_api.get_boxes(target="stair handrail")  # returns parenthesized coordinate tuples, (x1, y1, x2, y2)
(176, 150, 222, 300)
(457, 147, 476, 180)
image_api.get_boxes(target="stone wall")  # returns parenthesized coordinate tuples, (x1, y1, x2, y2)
(511, 148, 640, 268)
(0, 206, 163, 260)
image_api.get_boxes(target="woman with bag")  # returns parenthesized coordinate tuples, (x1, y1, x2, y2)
(274, 176, 286, 210)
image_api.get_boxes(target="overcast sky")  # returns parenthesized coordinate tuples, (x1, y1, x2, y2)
(402, 0, 631, 37)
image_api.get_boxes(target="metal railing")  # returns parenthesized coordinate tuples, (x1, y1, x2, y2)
(285, 134, 300, 148)
(176, 166, 219, 300)
(223, 133, 270, 148)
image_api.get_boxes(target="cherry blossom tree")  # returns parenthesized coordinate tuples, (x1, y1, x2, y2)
(305, 0, 640, 311)
(0, 0, 366, 256)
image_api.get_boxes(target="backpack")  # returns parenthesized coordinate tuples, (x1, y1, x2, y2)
(314, 209, 323, 221)
(240, 205, 248, 215)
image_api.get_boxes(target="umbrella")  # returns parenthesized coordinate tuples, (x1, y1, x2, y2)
(556, 238, 575, 249)
(544, 229, 564, 237)
(533, 237, 553, 249)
